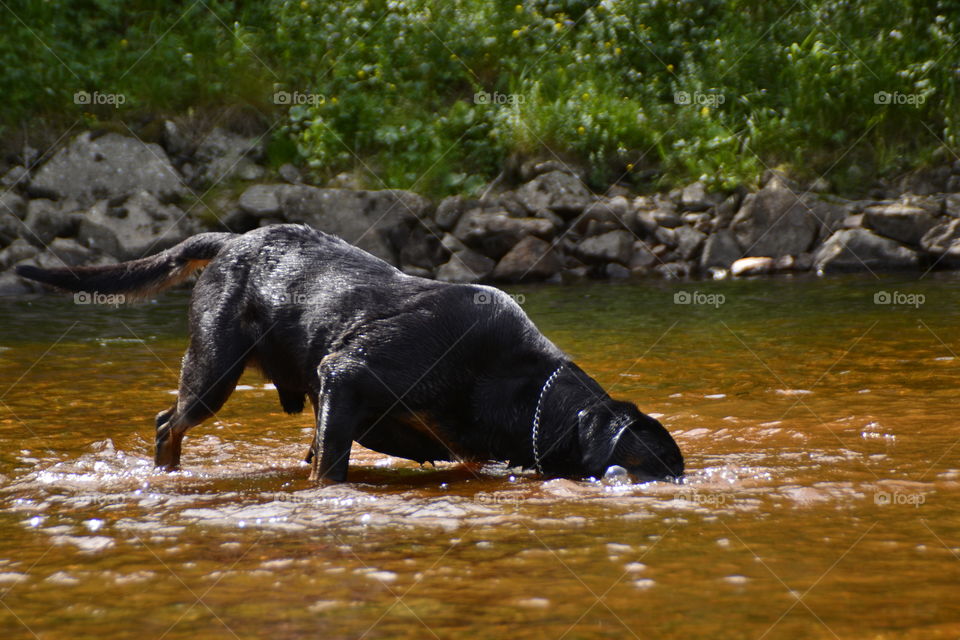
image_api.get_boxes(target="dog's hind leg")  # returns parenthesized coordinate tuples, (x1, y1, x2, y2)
(309, 366, 363, 483)
(155, 336, 250, 470)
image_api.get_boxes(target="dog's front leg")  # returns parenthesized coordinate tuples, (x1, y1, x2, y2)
(309, 376, 359, 483)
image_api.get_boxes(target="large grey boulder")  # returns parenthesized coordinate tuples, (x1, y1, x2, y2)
(0, 191, 26, 220)
(682, 211, 712, 232)
(945, 194, 960, 218)
(1, 165, 29, 190)
(575, 230, 634, 265)
(920, 219, 960, 267)
(674, 225, 707, 261)
(519, 158, 586, 182)
(571, 196, 631, 235)
(398, 226, 446, 271)
(515, 170, 594, 218)
(629, 241, 659, 271)
(651, 208, 683, 228)
(434, 195, 472, 231)
(679, 181, 717, 211)
(278, 163, 302, 185)
(0, 238, 38, 270)
(711, 192, 742, 230)
(631, 210, 660, 235)
(862, 202, 937, 246)
(654, 261, 692, 279)
(22, 199, 81, 246)
(453, 210, 554, 259)
(29, 132, 187, 205)
(279, 185, 432, 265)
(160, 120, 192, 160)
(494, 190, 529, 218)
(653, 225, 678, 248)
(76, 191, 195, 260)
(238, 184, 282, 217)
(814, 228, 919, 273)
(191, 127, 266, 186)
(0, 210, 21, 248)
(435, 249, 496, 283)
(492, 236, 562, 282)
(0, 270, 36, 296)
(732, 177, 843, 256)
(45, 237, 98, 267)
(700, 229, 741, 270)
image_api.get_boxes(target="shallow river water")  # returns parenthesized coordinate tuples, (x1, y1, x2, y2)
(0, 274, 958, 639)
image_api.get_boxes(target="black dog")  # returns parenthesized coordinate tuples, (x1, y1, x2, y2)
(17, 224, 684, 482)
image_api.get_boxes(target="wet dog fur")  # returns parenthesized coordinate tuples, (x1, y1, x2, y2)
(17, 224, 684, 482)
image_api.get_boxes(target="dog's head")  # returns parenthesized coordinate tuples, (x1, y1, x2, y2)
(578, 399, 684, 482)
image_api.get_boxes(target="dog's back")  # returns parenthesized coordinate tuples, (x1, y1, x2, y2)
(17, 224, 613, 478)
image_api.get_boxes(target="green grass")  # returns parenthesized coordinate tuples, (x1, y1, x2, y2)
(1, 0, 956, 196)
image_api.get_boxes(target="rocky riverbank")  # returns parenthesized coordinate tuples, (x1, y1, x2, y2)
(3, 126, 960, 295)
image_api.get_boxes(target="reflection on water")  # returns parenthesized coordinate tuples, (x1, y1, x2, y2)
(1, 273, 958, 639)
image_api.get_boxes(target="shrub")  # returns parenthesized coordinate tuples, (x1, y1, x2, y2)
(2, 0, 957, 196)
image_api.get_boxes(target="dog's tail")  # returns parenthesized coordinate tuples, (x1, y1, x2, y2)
(15, 232, 236, 297)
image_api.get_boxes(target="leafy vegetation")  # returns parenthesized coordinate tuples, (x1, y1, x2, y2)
(1, 0, 957, 195)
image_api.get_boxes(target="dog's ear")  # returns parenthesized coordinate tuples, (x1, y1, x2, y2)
(578, 405, 628, 477)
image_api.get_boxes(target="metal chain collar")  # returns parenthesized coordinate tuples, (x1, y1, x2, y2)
(532, 363, 565, 474)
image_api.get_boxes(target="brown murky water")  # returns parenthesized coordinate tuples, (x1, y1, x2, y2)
(1, 274, 958, 639)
